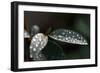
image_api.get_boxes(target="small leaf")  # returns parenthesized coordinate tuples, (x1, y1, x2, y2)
(24, 30, 30, 38)
(30, 25, 40, 37)
(49, 29, 88, 45)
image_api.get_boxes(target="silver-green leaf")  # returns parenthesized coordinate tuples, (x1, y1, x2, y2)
(30, 33, 48, 60)
(49, 29, 88, 45)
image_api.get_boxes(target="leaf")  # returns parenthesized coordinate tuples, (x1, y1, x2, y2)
(29, 33, 48, 60)
(24, 30, 30, 38)
(30, 25, 40, 37)
(49, 29, 88, 45)
(42, 39, 67, 60)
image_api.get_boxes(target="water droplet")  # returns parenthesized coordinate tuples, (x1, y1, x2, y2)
(33, 48, 36, 51)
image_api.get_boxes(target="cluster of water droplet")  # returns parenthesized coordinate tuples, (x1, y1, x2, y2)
(30, 33, 48, 60)
(49, 29, 88, 45)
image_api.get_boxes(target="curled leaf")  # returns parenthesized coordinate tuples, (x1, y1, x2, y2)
(30, 33, 48, 60)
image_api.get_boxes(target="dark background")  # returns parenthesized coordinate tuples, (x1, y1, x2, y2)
(24, 11, 90, 61)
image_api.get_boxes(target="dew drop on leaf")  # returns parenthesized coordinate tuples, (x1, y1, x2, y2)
(30, 33, 48, 60)
(49, 29, 88, 45)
